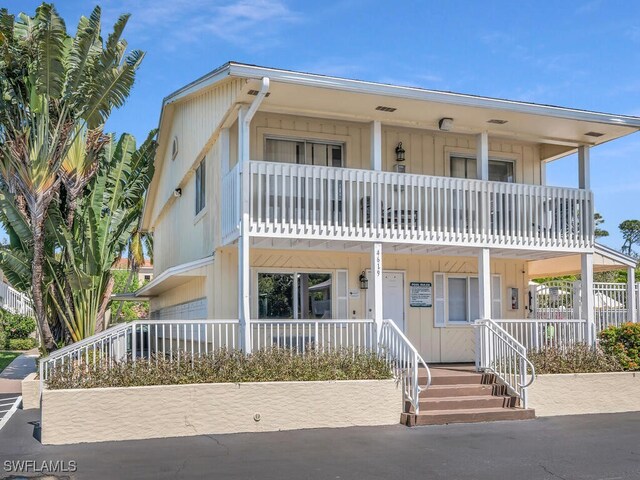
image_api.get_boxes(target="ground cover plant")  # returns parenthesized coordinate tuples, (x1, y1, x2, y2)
(599, 323, 640, 370)
(46, 348, 393, 389)
(528, 343, 622, 374)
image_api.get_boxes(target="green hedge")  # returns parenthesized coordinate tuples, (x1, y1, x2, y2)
(0, 309, 36, 350)
(46, 348, 392, 390)
(7, 338, 37, 351)
(599, 323, 640, 371)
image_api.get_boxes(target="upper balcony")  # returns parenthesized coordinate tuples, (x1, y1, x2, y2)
(221, 160, 594, 253)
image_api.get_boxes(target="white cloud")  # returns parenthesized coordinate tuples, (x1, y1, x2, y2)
(101, 0, 301, 50)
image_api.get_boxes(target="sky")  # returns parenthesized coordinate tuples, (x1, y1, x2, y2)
(6, 0, 640, 250)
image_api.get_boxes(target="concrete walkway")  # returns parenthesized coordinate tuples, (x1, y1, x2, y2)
(1, 410, 640, 479)
(0, 349, 38, 394)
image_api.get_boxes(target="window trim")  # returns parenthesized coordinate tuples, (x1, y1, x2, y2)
(445, 146, 520, 183)
(264, 135, 346, 167)
(441, 273, 502, 327)
(195, 158, 206, 216)
(449, 153, 516, 183)
(252, 267, 337, 320)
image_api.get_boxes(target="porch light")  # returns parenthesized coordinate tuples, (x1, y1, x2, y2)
(438, 117, 453, 131)
(359, 271, 368, 290)
(395, 142, 405, 162)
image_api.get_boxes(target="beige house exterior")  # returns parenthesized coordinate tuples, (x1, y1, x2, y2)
(139, 62, 640, 363)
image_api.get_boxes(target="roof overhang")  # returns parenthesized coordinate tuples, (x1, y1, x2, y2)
(527, 243, 637, 279)
(135, 255, 214, 297)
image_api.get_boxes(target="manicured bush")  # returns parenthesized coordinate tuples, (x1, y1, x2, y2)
(599, 323, 640, 370)
(7, 338, 37, 351)
(0, 310, 36, 340)
(528, 343, 622, 374)
(46, 348, 393, 390)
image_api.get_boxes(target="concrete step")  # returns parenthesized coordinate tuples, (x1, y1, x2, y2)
(421, 395, 517, 411)
(427, 372, 493, 386)
(401, 407, 536, 426)
(420, 384, 504, 398)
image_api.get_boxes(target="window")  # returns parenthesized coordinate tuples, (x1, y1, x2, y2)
(258, 272, 333, 319)
(195, 159, 206, 215)
(265, 138, 344, 167)
(450, 155, 514, 183)
(433, 273, 502, 327)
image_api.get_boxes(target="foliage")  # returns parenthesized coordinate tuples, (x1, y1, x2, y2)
(620, 220, 640, 257)
(528, 344, 621, 374)
(111, 270, 148, 322)
(46, 348, 393, 389)
(0, 310, 36, 339)
(594, 212, 609, 239)
(0, 351, 20, 373)
(599, 323, 640, 370)
(8, 338, 37, 350)
(0, 4, 147, 351)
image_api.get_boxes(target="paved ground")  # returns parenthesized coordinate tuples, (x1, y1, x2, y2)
(1, 409, 639, 479)
(0, 350, 38, 395)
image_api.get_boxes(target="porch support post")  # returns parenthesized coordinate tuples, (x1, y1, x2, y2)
(628, 267, 637, 323)
(476, 131, 489, 180)
(578, 145, 590, 190)
(581, 252, 595, 345)
(370, 120, 384, 337)
(478, 248, 491, 320)
(220, 127, 230, 175)
(238, 106, 252, 353)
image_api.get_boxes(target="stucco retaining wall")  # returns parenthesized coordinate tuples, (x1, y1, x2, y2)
(528, 372, 640, 416)
(41, 379, 402, 445)
(21, 373, 40, 410)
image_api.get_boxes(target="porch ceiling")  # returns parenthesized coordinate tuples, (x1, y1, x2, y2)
(247, 236, 579, 261)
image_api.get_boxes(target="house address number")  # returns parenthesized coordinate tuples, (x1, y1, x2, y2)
(410, 282, 432, 307)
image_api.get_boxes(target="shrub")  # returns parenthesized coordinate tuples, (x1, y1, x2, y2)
(8, 338, 37, 351)
(528, 343, 622, 374)
(599, 323, 640, 370)
(0, 330, 6, 350)
(46, 348, 393, 390)
(0, 311, 36, 340)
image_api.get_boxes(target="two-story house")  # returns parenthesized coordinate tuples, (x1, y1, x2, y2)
(138, 62, 640, 365)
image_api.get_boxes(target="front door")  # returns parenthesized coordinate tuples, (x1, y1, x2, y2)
(367, 271, 405, 331)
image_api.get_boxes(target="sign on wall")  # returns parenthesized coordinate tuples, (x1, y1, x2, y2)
(410, 282, 432, 307)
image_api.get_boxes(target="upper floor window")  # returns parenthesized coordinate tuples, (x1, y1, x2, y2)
(195, 159, 206, 215)
(450, 155, 514, 183)
(265, 138, 344, 167)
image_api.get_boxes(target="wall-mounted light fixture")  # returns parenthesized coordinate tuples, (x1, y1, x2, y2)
(174, 188, 182, 198)
(395, 142, 405, 162)
(359, 271, 369, 290)
(438, 117, 454, 131)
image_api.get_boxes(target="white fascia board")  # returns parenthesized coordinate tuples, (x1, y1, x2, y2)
(227, 64, 640, 129)
(135, 255, 214, 297)
(595, 243, 637, 268)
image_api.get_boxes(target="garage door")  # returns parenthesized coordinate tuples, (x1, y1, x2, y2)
(151, 298, 207, 320)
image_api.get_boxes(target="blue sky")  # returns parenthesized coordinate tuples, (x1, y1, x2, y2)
(7, 0, 640, 250)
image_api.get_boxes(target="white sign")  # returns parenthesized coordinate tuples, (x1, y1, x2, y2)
(410, 282, 432, 307)
(349, 289, 360, 299)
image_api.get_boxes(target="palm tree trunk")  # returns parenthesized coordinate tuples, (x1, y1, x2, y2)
(32, 218, 56, 351)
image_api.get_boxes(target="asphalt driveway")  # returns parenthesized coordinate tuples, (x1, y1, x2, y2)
(1, 409, 639, 479)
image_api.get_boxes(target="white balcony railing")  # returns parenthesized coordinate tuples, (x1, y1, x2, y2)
(0, 282, 34, 317)
(222, 161, 594, 250)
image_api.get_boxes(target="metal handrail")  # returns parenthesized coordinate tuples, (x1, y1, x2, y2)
(474, 318, 536, 407)
(379, 318, 430, 414)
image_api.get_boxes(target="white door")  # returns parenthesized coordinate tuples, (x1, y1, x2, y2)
(367, 271, 405, 331)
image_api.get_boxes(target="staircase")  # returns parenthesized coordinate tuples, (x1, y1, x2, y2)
(401, 365, 535, 426)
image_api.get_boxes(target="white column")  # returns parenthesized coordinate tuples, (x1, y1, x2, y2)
(370, 121, 384, 335)
(578, 145, 590, 190)
(237, 106, 251, 352)
(220, 128, 230, 175)
(540, 160, 547, 186)
(581, 253, 595, 344)
(628, 267, 637, 323)
(476, 131, 489, 180)
(478, 248, 491, 319)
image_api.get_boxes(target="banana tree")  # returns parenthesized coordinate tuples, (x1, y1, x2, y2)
(0, 4, 144, 351)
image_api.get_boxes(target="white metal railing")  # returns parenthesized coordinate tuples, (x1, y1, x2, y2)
(594, 282, 629, 332)
(243, 160, 593, 250)
(0, 282, 34, 317)
(251, 319, 376, 353)
(379, 318, 430, 414)
(222, 163, 241, 244)
(475, 319, 535, 408)
(495, 319, 588, 352)
(40, 320, 241, 384)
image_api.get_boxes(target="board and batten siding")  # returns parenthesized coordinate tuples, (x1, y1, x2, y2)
(244, 112, 543, 184)
(214, 247, 528, 363)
